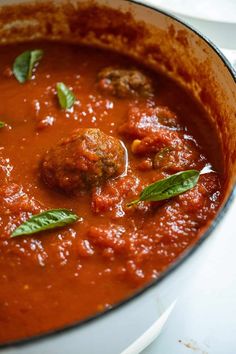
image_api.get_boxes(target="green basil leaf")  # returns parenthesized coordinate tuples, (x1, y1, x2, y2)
(127, 170, 200, 206)
(11, 209, 81, 238)
(0, 121, 5, 128)
(56, 82, 76, 110)
(13, 49, 43, 83)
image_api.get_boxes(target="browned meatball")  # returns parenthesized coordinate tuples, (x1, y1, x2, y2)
(41, 128, 126, 193)
(97, 67, 153, 98)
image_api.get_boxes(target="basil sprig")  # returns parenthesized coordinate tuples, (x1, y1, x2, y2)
(13, 49, 43, 83)
(56, 82, 76, 110)
(11, 209, 81, 238)
(0, 121, 5, 128)
(127, 170, 200, 206)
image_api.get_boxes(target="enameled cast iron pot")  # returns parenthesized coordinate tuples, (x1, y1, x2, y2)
(0, 1, 235, 353)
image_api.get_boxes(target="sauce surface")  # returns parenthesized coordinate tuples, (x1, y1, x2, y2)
(0, 43, 223, 343)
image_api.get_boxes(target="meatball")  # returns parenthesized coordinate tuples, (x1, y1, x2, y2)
(41, 128, 126, 193)
(97, 67, 153, 98)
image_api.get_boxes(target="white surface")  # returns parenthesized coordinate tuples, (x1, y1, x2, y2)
(145, 0, 236, 22)
(122, 302, 176, 354)
(140, 3, 236, 353)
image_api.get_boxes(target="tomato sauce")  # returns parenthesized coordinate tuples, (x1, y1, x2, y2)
(0, 42, 223, 343)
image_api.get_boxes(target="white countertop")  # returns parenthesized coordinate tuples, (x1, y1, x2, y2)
(141, 2, 236, 353)
(145, 0, 236, 23)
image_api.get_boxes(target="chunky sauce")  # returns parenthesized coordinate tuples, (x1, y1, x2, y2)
(0, 43, 223, 343)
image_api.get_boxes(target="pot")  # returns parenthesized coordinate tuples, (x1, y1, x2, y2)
(0, 1, 235, 353)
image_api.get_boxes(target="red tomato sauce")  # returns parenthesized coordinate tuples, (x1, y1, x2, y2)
(0, 42, 223, 343)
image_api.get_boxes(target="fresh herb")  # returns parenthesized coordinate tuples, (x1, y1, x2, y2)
(0, 121, 5, 128)
(13, 49, 43, 83)
(11, 209, 81, 238)
(56, 82, 76, 110)
(127, 170, 200, 206)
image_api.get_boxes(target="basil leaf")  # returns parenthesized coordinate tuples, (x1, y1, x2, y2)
(11, 209, 81, 238)
(0, 121, 5, 128)
(127, 170, 200, 206)
(56, 82, 76, 110)
(13, 49, 43, 83)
